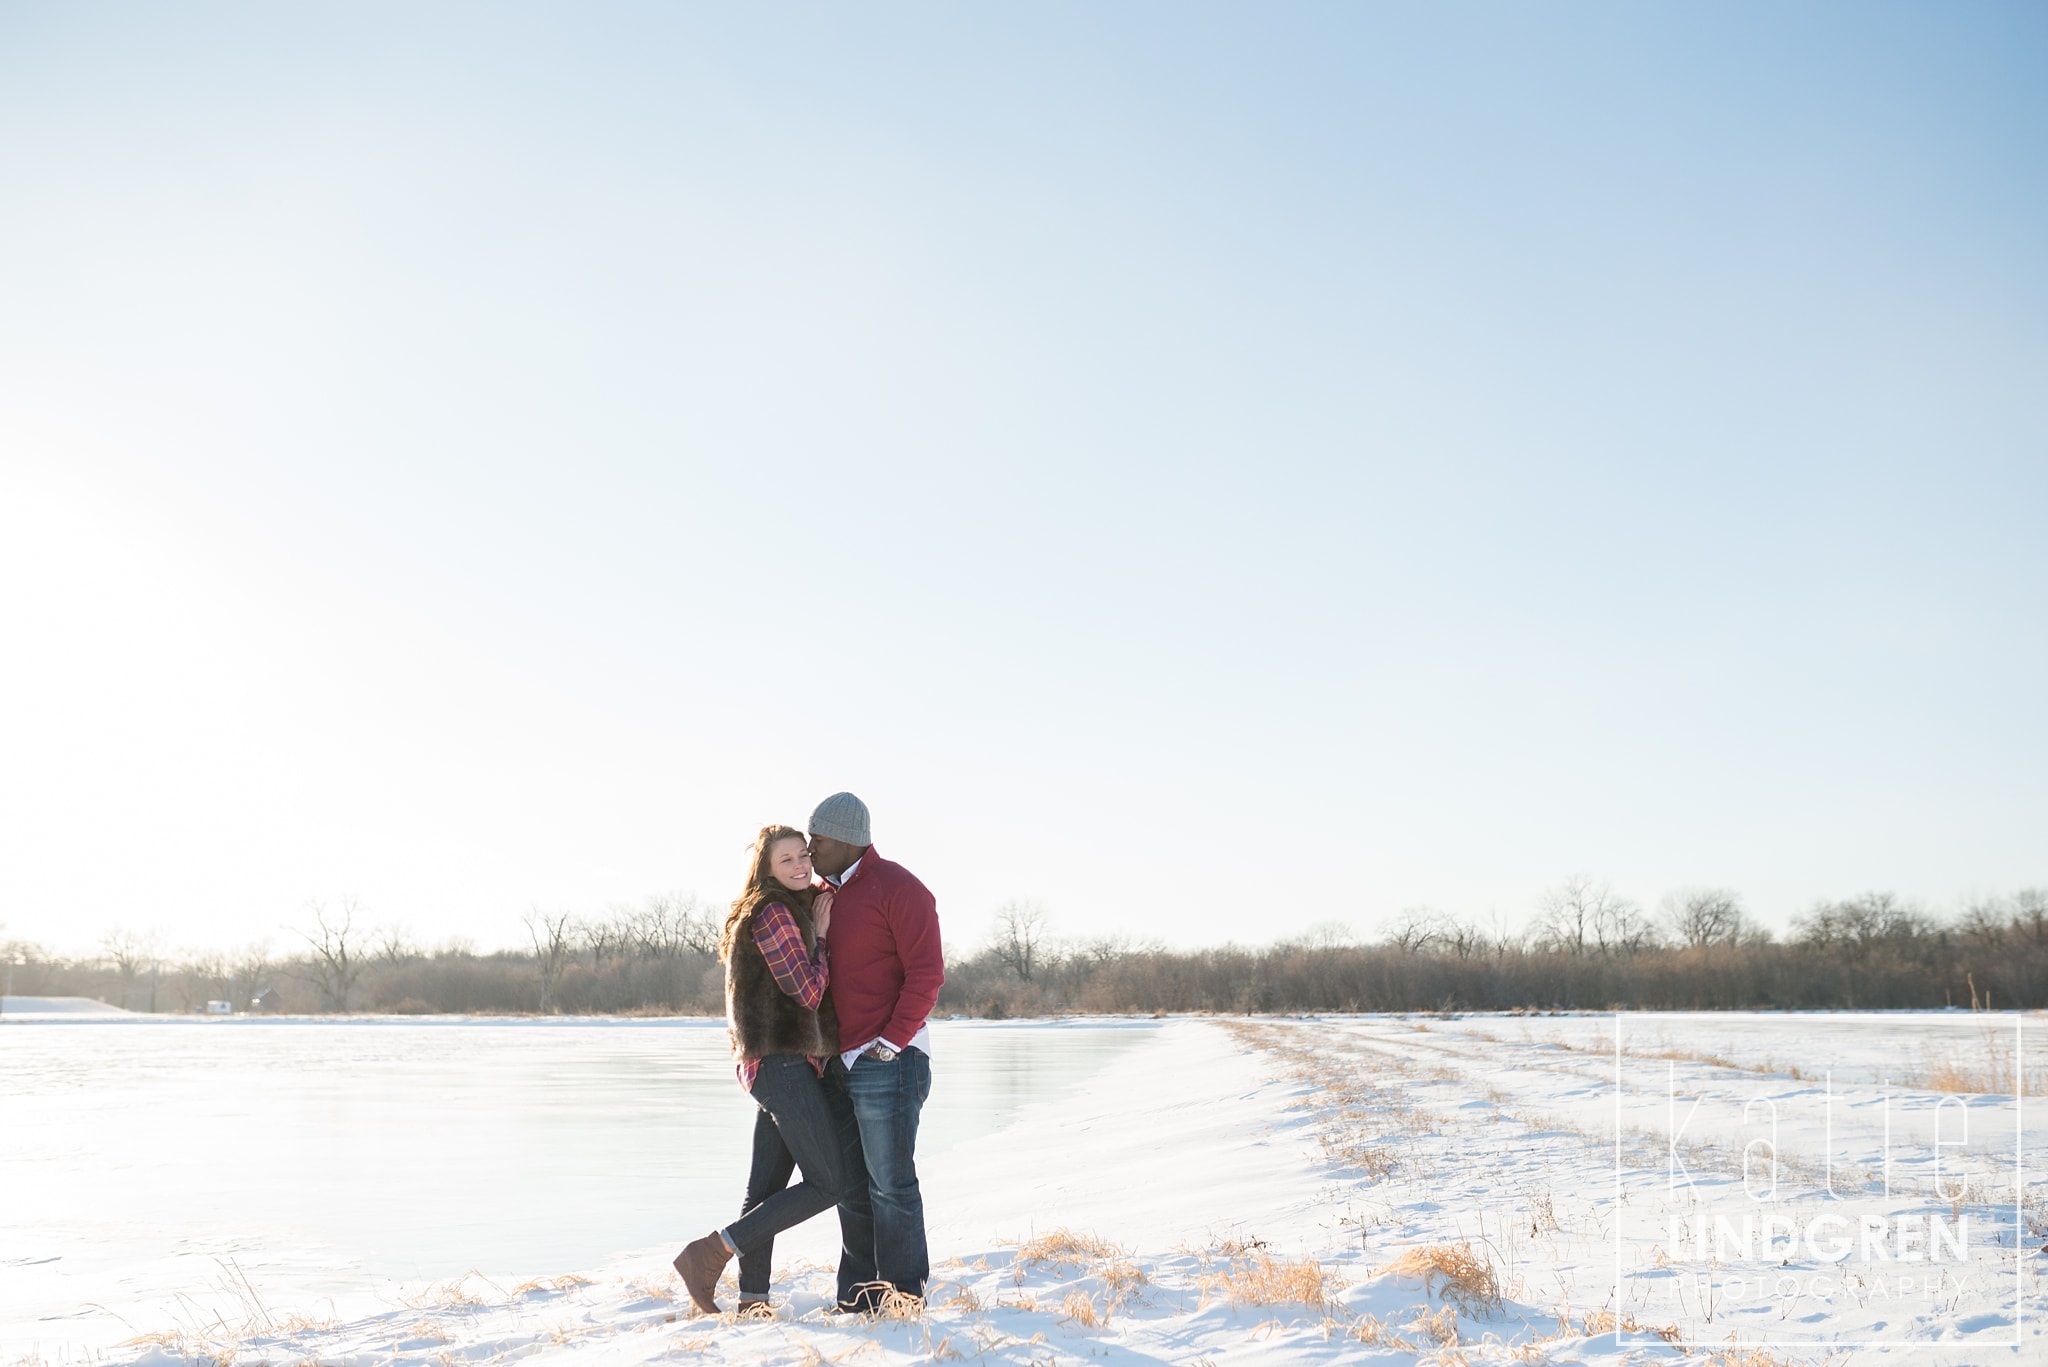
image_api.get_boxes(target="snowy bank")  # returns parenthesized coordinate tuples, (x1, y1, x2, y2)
(70, 1015, 2048, 1365)
(0, 995, 131, 1016)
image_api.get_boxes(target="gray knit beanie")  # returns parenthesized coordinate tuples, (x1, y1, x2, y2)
(808, 791, 871, 846)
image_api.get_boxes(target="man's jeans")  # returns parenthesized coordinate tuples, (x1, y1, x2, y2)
(724, 1054, 869, 1297)
(825, 1046, 932, 1304)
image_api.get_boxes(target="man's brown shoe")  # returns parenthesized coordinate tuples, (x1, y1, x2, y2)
(672, 1233, 731, 1314)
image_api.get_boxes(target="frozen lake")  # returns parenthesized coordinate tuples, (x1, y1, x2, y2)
(0, 1015, 1156, 1355)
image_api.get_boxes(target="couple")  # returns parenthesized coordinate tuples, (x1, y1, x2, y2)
(672, 791, 945, 1316)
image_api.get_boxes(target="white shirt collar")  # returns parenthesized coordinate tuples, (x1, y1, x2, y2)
(829, 855, 863, 889)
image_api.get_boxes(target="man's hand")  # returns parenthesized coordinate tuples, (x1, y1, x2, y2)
(813, 888, 834, 940)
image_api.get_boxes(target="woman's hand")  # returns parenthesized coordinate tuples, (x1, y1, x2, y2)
(813, 888, 834, 940)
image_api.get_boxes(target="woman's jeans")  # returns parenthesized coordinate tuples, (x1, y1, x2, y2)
(724, 1054, 868, 1297)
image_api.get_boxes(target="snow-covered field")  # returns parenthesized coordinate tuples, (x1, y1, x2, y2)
(7, 1012, 2044, 1366)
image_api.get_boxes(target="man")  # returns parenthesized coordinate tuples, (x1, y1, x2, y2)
(807, 791, 943, 1307)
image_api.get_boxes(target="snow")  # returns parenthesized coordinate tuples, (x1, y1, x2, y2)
(11, 1012, 2046, 1366)
(0, 996, 132, 1015)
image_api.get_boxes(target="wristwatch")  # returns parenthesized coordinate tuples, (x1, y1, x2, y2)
(862, 1041, 899, 1063)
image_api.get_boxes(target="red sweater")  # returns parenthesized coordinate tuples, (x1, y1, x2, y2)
(822, 845, 944, 1051)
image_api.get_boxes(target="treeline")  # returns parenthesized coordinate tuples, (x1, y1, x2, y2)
(0, 897, 730, 1016)
(3, 881, 2044, 1017)
(952, 882, 2048, 1015)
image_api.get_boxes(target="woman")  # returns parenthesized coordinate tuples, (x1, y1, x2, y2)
(672, 825, 860, 1316)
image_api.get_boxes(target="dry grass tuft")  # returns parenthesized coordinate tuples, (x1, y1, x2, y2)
(1099, 1257, 1149, 1294)
(793, 1337, 891, 1365)
(1197, 1251, 1341, 1308)
(1381, 1242, 1501, 1312)
(622, 1275, 675, 1303)
(919, 1328, 967, 1361)
(1009, 1229, 1152, 1323)
(118, 1332, 190, 1352)
(866, 1285, 927, 1320)
(1581, 1308, 1683, 1343)
(1408, 1304, 1460, 1345)
(1701, 1346, 1800, 1367)
(1635, 1045, 1741, 1070)
(400, 1273, 503, 1309)
(1903, 1027, 2046, 1096)
(513, 1274, 592, 1296)
(1349, 1144, 1402, 1180)
(1923, 1058, 1984, 1093)
(1016, 1228, 1124, 1270)
(1349, 1314, 1416, 1350)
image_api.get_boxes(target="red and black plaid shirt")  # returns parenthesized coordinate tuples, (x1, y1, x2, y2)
(736, 901, 831, 1092)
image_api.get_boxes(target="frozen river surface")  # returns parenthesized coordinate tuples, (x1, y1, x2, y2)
(0, 1015, 1154, 1353)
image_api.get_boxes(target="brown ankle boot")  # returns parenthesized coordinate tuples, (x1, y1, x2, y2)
(672, 1232, 732, 1314)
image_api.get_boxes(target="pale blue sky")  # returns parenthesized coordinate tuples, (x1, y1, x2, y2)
(2, 3, 2043, 955)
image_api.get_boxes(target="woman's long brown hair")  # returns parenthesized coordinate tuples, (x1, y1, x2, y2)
(717, 824, 813, 962)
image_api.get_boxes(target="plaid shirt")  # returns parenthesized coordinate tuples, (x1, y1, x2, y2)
(736, 900, 831, 1092)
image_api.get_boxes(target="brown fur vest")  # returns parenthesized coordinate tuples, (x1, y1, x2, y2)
(725, 889, 840, 1060)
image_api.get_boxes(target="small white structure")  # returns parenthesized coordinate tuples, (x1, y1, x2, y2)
(205, 1000, 233, 1015)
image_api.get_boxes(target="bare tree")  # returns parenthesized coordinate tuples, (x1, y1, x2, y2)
(524, 909, 576, 1013)
(1662, 887, 1747, 949)
(1596, 898, 1662, 955)
(990, 901, 1049, 981)
(1301, 920, 1356, 950)
(373, 924, 417, 968)
(234, 940, 274, 1008)
(296, 899, 364, 1011)
(1078, 932, 1135, 967)
(622, 893, 720, 960)
(581, 914, 620, 968)
(1440, 915, 1488, 961)
(1533, 875, 1639, 957)
(1961, 889, 2048, 950)
(182, 948, 234, 1009)
(0, 925, 23, 1006)
(1486, 907, 1524, 959)
(2019, 889, 2048, 945)
(101, 929, 160, 1009)
(1384, 908, 1444, 954)
(1794, 891, 1929, 957)
(677, 895, 722, 957)
(1379, 909, 1487, 960)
